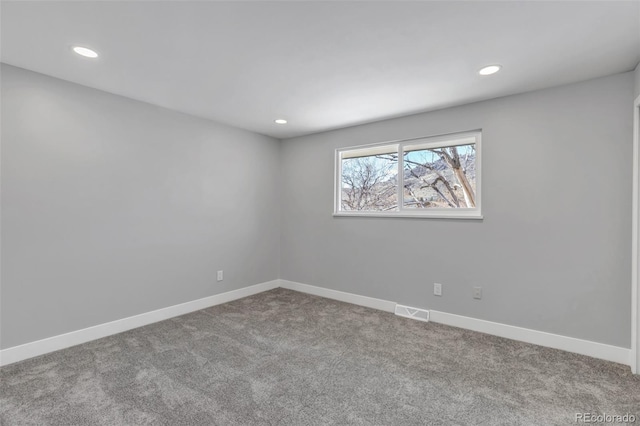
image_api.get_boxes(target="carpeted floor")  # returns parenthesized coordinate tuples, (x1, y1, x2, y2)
(1, 288, 639, 425)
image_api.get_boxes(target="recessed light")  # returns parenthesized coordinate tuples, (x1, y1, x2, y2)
(72, 46, 99, 59)
(478, 65, 501, 76)
(274, 119, 287, 124)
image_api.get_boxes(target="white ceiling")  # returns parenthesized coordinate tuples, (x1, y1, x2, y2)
(2, 1, 639, 139)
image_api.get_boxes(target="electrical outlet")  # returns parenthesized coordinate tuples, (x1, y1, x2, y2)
(473, 286, 482, 300)
(434, 283, 442, 296)
(217, 270, 223, 282)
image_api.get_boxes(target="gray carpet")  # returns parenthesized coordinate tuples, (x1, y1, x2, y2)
(1, 288, 639, 425)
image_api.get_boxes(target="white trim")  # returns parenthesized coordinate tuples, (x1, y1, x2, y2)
(278, 280, 396, 312)
(632, 94, 640, 374)
(397, 142, 404, 213)
(340, 143, 398, 160)
(279, 281, 630, 367)
(333, 212, 483, 220)
(335, 129, 481, 153)
(429, 310, 630, 366)
(0, 280, 279, 367)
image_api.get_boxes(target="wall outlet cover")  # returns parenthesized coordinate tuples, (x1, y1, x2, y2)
(473, 286, 482, 300)
(434, 283, 442, 296)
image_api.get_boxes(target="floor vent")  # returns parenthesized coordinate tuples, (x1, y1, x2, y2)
(394, 304, 429, 322)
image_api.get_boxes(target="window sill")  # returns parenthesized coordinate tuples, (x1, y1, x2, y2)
(333, 211, 483, 220)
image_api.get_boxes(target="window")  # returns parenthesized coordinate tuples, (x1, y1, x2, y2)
(335, 131, 481, 219)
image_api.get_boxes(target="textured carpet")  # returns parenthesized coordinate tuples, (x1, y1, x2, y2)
(1, 288, 639, 425)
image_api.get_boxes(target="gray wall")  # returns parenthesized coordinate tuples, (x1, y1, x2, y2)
(2, 64, 635, 351)
(1, 64, 280, 349)
(280, 72, 635, 348)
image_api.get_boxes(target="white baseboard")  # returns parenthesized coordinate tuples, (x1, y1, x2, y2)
(1, 279, 632, 370)
(0, 280, 279, 367)
(279, 280, 630, 367)
(429, 310, 630, 366)
(279, 280, 396, 312)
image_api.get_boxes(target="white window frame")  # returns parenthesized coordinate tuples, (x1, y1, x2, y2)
(334, 130, 482, 219)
